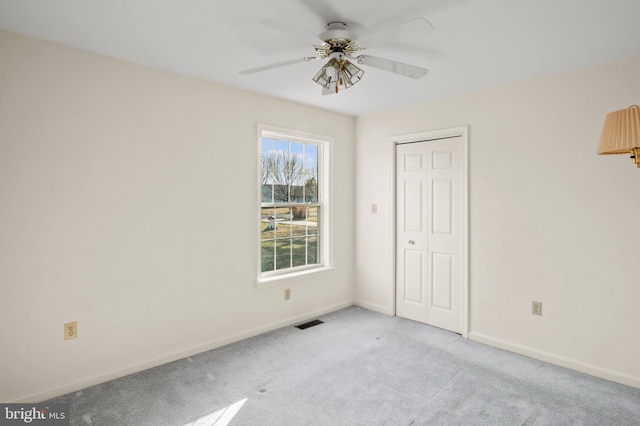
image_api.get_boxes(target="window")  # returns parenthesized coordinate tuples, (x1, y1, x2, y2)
(259, 126, 331, 280)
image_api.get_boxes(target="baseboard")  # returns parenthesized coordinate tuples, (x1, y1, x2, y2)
(14, 301, 354, 403)
(354, 300, 393, 316)
(468, 331, 640, 389)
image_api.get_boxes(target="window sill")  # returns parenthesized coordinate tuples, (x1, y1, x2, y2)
(256, 266, 336, 288)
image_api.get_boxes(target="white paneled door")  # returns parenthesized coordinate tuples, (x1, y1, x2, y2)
(396, 136, 465, 334)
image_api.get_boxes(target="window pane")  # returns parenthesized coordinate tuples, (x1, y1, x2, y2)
(291, 237, 307, 267)
(274, 139, 289, 154)
(291, 206, 307, 219)
(291, 142, 304, 158)
(275, 208, 291, 238)
(290, 182, 304, 202)
(273, 184, 289, 203)
(273, 139, 290, 202)
(261, 184, 273, 203)
(304, 144, 319, 202)
(261, 206, 276, 273)
(308, 206, 319, 236)
(290, 142, 305, 202)
(261, 207, 276, 237)
(307, 236, 318, 264)
(275, 239, 291, 270)
(305, 144, 318, 170)
(261, 243, 275, 273)
(261, 138, 274, 162)
(291, 206, 308, 236)
(261, 138, 274, 184)
(304, 173, 318, 203)
(291, 223, 307, 237)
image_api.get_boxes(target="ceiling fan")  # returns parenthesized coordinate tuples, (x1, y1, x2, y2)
(239, 17, 433, 95)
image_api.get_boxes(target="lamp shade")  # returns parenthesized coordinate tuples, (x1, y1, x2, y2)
(312, 53, 364, 95)
(312, 58, 340, 89)
(598, 105, 640, 155)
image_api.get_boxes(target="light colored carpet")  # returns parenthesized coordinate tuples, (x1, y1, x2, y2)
(47, 306, 640, 425)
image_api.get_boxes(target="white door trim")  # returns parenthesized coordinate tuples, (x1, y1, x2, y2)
(390, 125, 469, 338)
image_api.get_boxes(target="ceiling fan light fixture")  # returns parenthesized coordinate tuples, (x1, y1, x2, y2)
(312, 55, 364, 95)
(342, 60, 364, 86)
(322, 81, 338, 96)
(312, 57, 340, 88)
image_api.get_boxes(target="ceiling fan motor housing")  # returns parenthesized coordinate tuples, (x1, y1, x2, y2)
(319, 22, 357, 43)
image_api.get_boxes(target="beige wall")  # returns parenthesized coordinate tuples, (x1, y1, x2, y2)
(0, 30, 356, 402)
(355, 56, 640, 387)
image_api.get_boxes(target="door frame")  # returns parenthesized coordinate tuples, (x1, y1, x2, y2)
(390, 125, 469, 338)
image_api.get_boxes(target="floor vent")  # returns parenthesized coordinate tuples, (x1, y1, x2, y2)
(295, 319, 324, 330)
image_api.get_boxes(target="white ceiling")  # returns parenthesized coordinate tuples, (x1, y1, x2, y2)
(1, 0, 639, 116)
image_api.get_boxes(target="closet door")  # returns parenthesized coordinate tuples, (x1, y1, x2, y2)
(396, 136, 464, 334)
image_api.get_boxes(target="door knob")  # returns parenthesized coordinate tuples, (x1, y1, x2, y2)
(409, 240, 415, 245)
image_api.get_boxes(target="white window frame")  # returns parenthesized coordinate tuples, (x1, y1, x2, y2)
(257, 124, 333, 285)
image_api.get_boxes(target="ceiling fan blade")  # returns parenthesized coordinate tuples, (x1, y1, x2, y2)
(239, 57, 320, 75)
(354, 17, 434, 47)
(356, 55, 429, 79)
(260, 18, 327, 46)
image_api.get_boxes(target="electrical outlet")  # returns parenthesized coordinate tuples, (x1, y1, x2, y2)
(284, 288, 291, 301)
(532, 301, 542, 316)
(64, 321, 77, 340)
